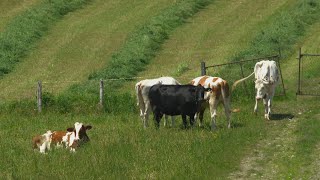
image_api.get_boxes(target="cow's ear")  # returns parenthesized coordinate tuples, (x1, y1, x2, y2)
(67, 128, 74, 132)
(85, 125, 92, 130)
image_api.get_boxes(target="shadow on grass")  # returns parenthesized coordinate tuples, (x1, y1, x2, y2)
(270, 114, 294, 121)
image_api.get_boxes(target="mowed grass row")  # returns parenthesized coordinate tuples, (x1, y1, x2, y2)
(0, 0, 39, 32)
(0, 0, 176, 100)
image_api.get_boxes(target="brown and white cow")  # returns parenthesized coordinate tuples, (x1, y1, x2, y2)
(32, 130, 52, 154)
(51, 122, 92, 152)
(233, 60, 279, 120)
(191, 76, 231, 130)
(135, 77, 180, 128)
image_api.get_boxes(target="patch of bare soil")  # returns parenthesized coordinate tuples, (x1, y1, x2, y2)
(228, 118, 298, 179)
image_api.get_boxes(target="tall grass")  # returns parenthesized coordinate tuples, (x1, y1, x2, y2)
(0, 0, 89, 77)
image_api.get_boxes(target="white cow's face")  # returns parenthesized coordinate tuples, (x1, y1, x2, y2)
(255, 79, 267, 100)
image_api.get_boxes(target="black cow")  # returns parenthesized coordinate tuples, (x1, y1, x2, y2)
(148, 84, 211, 128)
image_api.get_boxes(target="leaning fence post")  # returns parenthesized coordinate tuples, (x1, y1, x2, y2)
(201, 61, 206, 76)
(297, 47, 302, 95)
(37, 81, 42, 113)
(99, 79, 104, 107)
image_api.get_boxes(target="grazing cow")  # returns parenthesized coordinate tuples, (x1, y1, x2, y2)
(51, 122, 92, 152)
(191, 76, 231, 130)
(135, 77, 180, 128)
(32, 130, 52, 154)
(148, 84, 211, 128)
(233, 60, 279, 120)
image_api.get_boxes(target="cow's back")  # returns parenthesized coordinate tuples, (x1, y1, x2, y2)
(149, 85, 199, 116)
(51, 131, 66, 144)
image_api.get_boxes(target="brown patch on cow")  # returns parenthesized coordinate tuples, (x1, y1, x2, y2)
(222, 80, 230, 98)
(198, 76, 209, 86)
(51, 131, 66, 144)
(32, 135, 42, 149)
(211, 84, 221, 97)
(212, 77, 219, 83)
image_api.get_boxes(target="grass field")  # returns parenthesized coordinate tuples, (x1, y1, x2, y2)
(0, 0, 319, 179)
(0, 0, 39, 32)
(0, 0, 176, 100)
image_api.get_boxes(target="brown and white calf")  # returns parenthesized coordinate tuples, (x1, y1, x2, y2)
(191, 76, 231, 130)
(32, 130, 52, 154)
(51, 122, 92, 152)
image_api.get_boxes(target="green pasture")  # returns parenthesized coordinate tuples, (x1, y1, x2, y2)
(0, 0, 176, 100)
(0, 0, 39, 32)
(0, 0, 319, 179)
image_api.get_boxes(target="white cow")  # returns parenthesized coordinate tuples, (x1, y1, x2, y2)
(135, 77, 180, 128)
(233, 60, 279, 120)
(191, 76, 232, 130)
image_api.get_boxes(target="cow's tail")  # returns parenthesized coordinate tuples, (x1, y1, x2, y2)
(232, 72, 255, 91)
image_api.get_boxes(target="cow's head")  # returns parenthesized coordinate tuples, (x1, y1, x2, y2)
(67, 122, 92, 143)
(255, 79, 267, 100)
(195, 85, 211, 102)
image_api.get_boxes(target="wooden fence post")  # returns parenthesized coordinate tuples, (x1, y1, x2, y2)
(201, 61, 206, 76)
(297, 47, 302, 95)
(99, 79, 104, 107)
(37, 81, 42, 113)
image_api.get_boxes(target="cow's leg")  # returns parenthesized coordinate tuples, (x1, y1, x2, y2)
(171, 116, 175, 127)
(267, 98, 272, 120)
(189, 114, 195, 127)
(154, 111, 163, 129)
(209, 98, 219, 130)
(143, 101, 151, 128)
(254, 98, 258, 114)
(263, 97, 269, 120)
(47, 141, 51, 151)
(182, 114, 187, 129)
(39, 143, 47, 154)
(139, 104, 145, 122)
(164, 115, 169, 127)
(198, 110, 205, 127)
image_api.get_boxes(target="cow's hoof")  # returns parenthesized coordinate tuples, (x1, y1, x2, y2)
(264, 114, 270, 120)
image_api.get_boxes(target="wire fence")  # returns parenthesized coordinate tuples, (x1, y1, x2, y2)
(201, 53, 286, 98)
(297, 48, 320, 96)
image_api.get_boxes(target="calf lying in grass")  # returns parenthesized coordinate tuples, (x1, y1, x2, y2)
(32, 130, 52, 154)
(32, 122, 92, 153)
(51, 122, 92, 152)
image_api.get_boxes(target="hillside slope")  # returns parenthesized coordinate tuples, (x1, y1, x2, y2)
(0, 0, 39, 32)
(0, 0, 175, 100)
(123, 0, 295, 91)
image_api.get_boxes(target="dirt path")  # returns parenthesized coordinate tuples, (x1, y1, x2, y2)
(228, 117, 298, 179)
